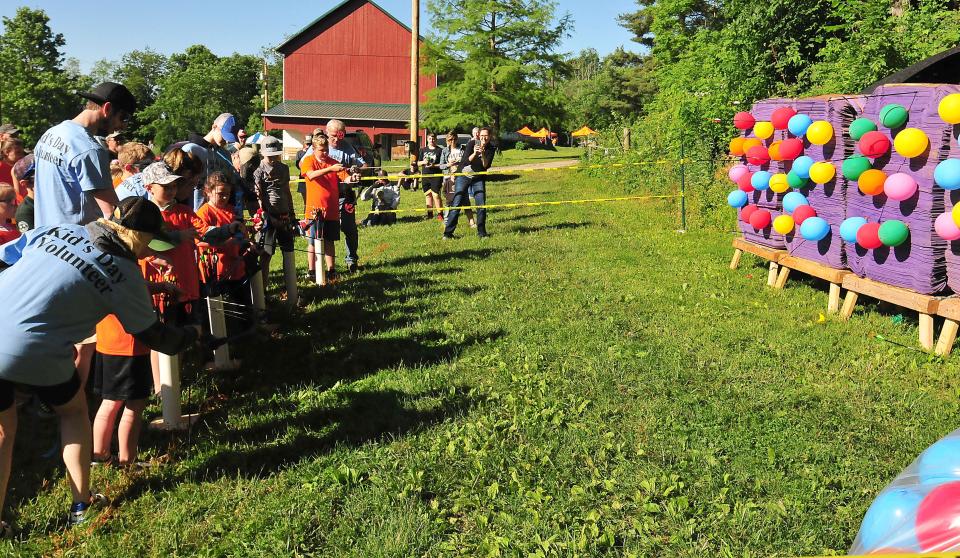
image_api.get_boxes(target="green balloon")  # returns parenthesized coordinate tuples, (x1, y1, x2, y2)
(878, 220, 909, 247)
(849, 118, 877, 140)
(787, 170, 808, 189)
(879, 104, 909, 129)
(841, 156, 873, 181)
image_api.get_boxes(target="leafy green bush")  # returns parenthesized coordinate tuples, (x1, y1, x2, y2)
(515, 141, 529, 151)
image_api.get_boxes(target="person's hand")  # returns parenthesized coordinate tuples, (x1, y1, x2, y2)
(164, 281, 185, 299)
(350, 171, 362, 183)
(330, 164, 345, 173)
(151, 256, 172, 270)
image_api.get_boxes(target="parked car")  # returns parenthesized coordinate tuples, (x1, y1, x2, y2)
(344, 131, 382, 168)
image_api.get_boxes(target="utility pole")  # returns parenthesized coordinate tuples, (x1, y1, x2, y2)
(262, 59, 269, 113)
(410, 0, 420, 150)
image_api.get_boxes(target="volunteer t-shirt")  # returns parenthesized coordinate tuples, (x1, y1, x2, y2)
(96, 313, 148, 357)
(0, 224, 155, 385)
(33, 120, 113, 226)
(300, 154, 340, 222)
(115, 172, 148, 201)
(196, 203, 245, 281)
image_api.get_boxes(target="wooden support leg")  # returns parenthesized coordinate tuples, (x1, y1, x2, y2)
(767, 262, 779, 287)
(774, 266, 790, 289)
(729, 248, 743, 270)
(839, 291, 858, 321)
(919, 312, 935, 351)
(827, 283, 841, 314)
(936, 319, 960, 357)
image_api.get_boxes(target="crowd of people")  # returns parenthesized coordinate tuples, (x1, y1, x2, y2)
(0, 79, 497, 536)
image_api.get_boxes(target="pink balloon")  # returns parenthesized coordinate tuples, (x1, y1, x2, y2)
(884, 172, 918, 201)
(936, 212, 960, 241)
(728, 164, 750, 183)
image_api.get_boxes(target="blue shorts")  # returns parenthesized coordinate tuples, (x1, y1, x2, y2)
(309, 219, 340, 241)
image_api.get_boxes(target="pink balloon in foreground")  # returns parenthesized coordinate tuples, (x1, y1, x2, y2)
(884, 173, 918, 201)
(728, 164, 750, 183)
(935, 212, 960, 241)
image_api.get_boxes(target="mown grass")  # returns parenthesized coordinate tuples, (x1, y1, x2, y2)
(5, 168, 960, 556)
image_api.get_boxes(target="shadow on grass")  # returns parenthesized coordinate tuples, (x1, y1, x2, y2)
(509, 222, 593, 235)
(387, 248, 502, 268)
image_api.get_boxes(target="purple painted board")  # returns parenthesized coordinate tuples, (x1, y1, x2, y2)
(784, 227, 845, 269)
(738, 207, 787, 249)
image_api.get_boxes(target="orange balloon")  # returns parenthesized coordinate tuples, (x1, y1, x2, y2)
(729, 137, 747, 156)
(768, 140, 783, 161)
(742, 138, 762, 153)
(858, 169, 887, 196)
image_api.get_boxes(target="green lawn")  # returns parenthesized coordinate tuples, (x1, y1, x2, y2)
(6, 170, 957, 556)
(380, 146, 583, 171)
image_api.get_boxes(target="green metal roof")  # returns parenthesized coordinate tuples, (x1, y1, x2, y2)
(276, 0, 425, 54)
(263, 100, 414, 122)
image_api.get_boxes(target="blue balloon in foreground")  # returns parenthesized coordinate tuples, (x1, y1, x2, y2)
(856, 488, 922, 552)
(800, 216, 830, 241)
(788, 113, 813, 137)
(727, 190, 748, 208)
(792, 156, 815, 179)
(918, 437, 960, 485)
(751, 171, 772, 191)
(783, 191, 809, 213)
(840, 217, 867, 243)
(935, 159, 960, 190)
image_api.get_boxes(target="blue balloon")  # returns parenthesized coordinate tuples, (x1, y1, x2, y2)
(918, 437, 960, 485)
(792, 156, 815, 179)
(727, 190, 749, 208)
(788, 114, 813, 137)
(840, 217, 867, 243)
(856, 488, 922, 552)
(751, 171, 772, 191)
(935, 159, 960, 190)
(800, 217, 830, 241)
(782, 191, 809, 213)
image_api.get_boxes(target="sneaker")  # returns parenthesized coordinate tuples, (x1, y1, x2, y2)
(478, 233, 490, 239)
(442, 234, 454, 240)
(326, 269, 338, 283)
(68, 493, 108, 527)
(348, 263, 358, 273)
(91, 455, 116, 468)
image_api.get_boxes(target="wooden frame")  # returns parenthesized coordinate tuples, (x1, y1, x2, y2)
(839, 275, 940, 351)
(730, 238, 786, 287)
(772, 255, 850, 314)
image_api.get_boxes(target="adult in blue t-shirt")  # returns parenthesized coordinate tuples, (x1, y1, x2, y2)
(0, 196, 199, 529)
(33, 82, 137, 227)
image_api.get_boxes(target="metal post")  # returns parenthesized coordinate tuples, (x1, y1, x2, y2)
(679, 129, 687, 232)
(410, 0, 420, 145)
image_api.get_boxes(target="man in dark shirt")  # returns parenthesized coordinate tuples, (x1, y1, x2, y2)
(443, 127, 495, 239)
(418, 132, 444, 219)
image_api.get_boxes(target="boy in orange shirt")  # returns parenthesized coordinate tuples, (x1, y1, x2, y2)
(299, 135, 343, 281)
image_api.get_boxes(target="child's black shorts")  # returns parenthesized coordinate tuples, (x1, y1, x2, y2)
(93, 353, 152, 401)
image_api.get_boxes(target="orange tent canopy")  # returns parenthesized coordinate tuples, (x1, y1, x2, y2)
(529, 127, 550, 138)
(571, 126, 597, 137)
(516, 126, 535, 136)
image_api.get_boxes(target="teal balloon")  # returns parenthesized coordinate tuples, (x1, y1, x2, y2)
(751, 171, 772, 191)
(783, 191, 809, 213)
(727, 190, 748, 208)
(849, 118, 878, 141)
(935, 159, 960, 190)
(787, 114, 813, 137)
(857, 488, 922, 552)
(840, 217, 867, 243)
(787, 170, 808, 189)
(919, 437, 960, 485)
(792, 156, 815, 179)
(800, 216, 830, 241)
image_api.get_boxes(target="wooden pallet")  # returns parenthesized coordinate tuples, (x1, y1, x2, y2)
(730, 238, 787, 287)
(839, 275, 941, 351)
(935, 297, 960, 356)
(772, 255, 851, 314)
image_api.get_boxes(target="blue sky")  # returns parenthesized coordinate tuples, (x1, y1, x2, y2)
(1, 1, 641, 72)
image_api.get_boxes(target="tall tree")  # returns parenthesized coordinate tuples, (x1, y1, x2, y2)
(424, 0, 572, 134)
(0, 7, 82, 144)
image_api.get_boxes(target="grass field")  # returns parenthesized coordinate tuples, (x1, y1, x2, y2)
(380, 146, 584, 171)
(5, 167, 959, 556)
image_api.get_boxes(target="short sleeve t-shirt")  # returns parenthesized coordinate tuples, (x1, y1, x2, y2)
(33, 120, 113, 226)
(0, 224, 156, 385)
(196, 203, 245, 281)
(115, 172, 148, 201)
(300, 155, 340, 222)
(96, 313, 148, 357)
(141, 204, 208, 302)
(457, 140, 496, 174)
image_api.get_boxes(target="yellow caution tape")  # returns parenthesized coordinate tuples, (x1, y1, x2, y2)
(364, 194, 680, 215)
(290, 159, 693, 184)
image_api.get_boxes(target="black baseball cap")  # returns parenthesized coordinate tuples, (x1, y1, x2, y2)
(112, 196, 165, 237)
(80, 82, 137, 115)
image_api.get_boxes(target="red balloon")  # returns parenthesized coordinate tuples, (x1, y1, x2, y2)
(737, 171, 755, 192)
(856, 222, 883, 249)
(734, 112, 756, 130)
(859, 131, 891, 158)
(771, 107, 797, 130)
(792, 205, 817, 225)
(740, 204, 758, 223)
(778, 138, 804, 160)
(746, 145, 771, 166)
(749, 208, 772, 230)
(916, 481, 960, 552)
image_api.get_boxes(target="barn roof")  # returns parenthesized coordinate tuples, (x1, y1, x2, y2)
(263, 100, 414, 122)
(276, 0, 423, 54)
(862, 45, 960, 93)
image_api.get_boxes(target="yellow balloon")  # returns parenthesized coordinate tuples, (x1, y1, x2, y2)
(939, 93, 960, 125)
(806, 120, 834, 145)
(809, 161, 836, 184)
(773, 214, 795, 235)
(754, 121, 774, 140)
(769, 173, 790, 193)
(953, 204, 960, 228)
(893, 127, 929, 158)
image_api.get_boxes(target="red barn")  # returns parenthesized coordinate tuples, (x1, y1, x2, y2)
(264, 0, 438, 162)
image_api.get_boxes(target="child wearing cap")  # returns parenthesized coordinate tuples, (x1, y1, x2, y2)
(300, 135, 343, 281)
(252, 139, 294, 290)
(360, 170, 399, 227)
(0, 183, 19, 244)
(12, 155, 34, 233)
